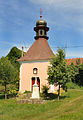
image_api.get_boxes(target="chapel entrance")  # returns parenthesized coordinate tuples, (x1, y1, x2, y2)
(32, 77, 40, 91)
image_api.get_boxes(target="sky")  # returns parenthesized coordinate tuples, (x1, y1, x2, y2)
(0, 0, 83, 58)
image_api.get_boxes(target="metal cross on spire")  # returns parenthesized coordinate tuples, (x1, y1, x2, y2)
(40, 8, 42, 18)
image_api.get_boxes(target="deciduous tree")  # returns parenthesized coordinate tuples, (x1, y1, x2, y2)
(75, 64, 83, 86)
(48, 49, 70, 100)
(0, 57, 18, 99)
(7, 46, 22, 70)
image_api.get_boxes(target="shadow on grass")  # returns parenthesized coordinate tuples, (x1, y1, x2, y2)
(0, 93, 17, 99)
(42, 93, 70, 100)
(0, 94, 5, 99)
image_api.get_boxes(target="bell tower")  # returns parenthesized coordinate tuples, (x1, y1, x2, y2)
(34, 9, 49, 40)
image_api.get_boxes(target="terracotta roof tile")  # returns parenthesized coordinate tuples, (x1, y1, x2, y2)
(17, 38, 54, 61)
(66, 58, 83, 65)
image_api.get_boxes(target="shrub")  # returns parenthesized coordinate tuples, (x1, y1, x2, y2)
(66, 82, 81, 89)
(24, 91, 31, 94)
(42, 85, 49, 98)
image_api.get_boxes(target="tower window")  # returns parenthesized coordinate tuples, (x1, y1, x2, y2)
(40, 30, 42, 35)
(33, 68, 38, 74)
(44, 31, 46, 35)
(36, 31, 38, 36)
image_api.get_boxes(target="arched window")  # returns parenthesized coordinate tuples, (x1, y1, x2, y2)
(36, 31, 38, 36)
(33, 68, 38, 74)
(40, 30, 42, 35)
(44, 31, 46, 35)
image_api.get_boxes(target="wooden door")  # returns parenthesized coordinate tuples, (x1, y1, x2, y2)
(37, 77, 40, 91)
(32, 77, 35, 91)
(32, 77, 40, 92)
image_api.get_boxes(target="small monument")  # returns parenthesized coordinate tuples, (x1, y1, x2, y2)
(31, 77, 40, 99)
(31, 68, 40, 99)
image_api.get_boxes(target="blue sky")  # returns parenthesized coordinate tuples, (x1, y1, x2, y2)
(0, 0, 83, 58)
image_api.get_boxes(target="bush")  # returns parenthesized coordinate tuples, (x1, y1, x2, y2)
(66, 82, 81, 89)
(42, 85, 49, 98)
(24, 91, 31, 94)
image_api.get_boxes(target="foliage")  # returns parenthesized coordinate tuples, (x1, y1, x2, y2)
(66, 82, 82, 89)
(67, 61, 83, 87)
(24, 91, 32, 94)
(6, 46, 23, 94)
(76, 58, 81, 65)
(67, 58, 83, 86)
(8, 84, 18, 94)
(75, 64, 83, 86)
(48, 48, 69, 100)
(0, 57, 18, 99)
(7, 46, 22, 70)
(42, 85, 49, 98)
(67, 63, 79, 83)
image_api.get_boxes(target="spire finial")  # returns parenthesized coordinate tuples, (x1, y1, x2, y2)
(40, 8, 42, 18)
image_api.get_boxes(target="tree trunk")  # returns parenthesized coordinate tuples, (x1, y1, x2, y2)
(58, 83, 60, 101)
(4, 84, 7, 99)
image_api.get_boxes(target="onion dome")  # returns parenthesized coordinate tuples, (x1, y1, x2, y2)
(36, 19, 47, 27)
(34, 9, 49, 40)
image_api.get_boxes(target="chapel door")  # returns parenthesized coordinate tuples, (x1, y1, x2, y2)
(37, 77, 40, 91)
(32, 77, 35, 91)
(32, 77, 40, 92)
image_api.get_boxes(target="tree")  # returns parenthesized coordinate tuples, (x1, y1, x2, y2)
(67, 61, 82, 87)
(0, 57, 18, 99)
(48, 48, 70, 100)
(6, 47, 23, 92)
(7, 46, 22, 70)
(67, 63, 79, 83)
(75, 64, 83, 86)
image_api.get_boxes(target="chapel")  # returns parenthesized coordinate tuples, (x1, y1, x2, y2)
(17, 13, 54, 93)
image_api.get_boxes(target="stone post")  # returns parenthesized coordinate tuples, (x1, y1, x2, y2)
(31, 77, 40, 99)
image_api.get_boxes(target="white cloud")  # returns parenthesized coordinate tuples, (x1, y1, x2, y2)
(0, 0, 83, 33)
(0, 0, 33, 28)
(29, 0, 83, 32)
(29, 0, 83, 10)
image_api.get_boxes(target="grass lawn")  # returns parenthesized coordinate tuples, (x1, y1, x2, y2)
(0, 89, 83, 120)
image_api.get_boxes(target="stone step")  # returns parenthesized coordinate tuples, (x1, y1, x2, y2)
(17, 98, 44, 104)
(17, 93, 32, 100)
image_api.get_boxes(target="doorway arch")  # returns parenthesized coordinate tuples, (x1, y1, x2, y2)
(31, 77, 40, 92)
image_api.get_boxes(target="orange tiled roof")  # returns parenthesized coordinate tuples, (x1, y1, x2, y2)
(66, 58, 83, 65)
(17, 38, 54, 61)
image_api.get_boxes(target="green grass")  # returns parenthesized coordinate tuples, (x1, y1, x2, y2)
(0, 89, 83, 120)
(67, 82, 83, 90)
